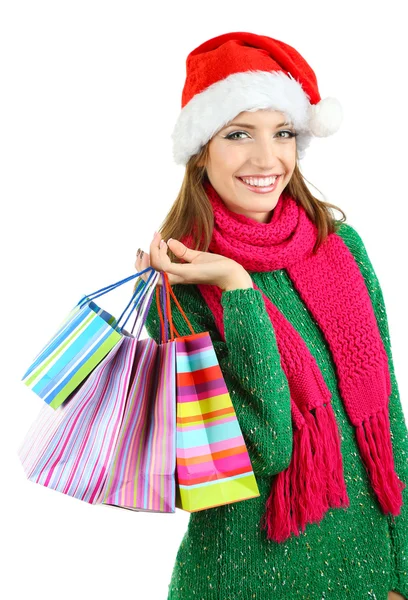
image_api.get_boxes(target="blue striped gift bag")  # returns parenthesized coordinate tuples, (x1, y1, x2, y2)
(17, 270, 161, 503)
(21, 267, 158, 410)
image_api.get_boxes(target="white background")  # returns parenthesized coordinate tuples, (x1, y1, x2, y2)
(1, 1, 407, 599)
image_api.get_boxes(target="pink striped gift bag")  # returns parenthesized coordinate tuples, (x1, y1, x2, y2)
(161, 274, 260, 513)
(98, 298, 177, 512)
(17, 270, 161, 503)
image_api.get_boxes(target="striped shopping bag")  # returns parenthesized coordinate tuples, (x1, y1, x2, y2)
(161, 273, 260, 512)
(100, 272, 177, 513)
(21, 267, 157, 410)
(17, 271, 161, 503)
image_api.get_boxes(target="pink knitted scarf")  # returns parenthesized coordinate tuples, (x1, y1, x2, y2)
(180, 179, 405, 543)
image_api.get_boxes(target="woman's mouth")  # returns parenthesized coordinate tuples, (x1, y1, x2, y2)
(236, 175, 281, 194)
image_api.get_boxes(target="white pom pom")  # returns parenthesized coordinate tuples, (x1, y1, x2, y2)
(308, 97, 343, 137)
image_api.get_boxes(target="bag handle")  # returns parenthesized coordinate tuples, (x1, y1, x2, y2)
(77, 267, 156, 332)
(156, 274, 172, 343)
(158, 275, 171, 343)
(116, 268, 157, 330)
(128, 270, 161, 338)
(156, 272, 195, 344)
(79, 267, 154, 306)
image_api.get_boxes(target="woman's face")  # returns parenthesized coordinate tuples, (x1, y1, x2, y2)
(205, 109, 297, 223)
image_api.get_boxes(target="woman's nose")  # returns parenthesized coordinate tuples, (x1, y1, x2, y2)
(251, 140, 281, 170)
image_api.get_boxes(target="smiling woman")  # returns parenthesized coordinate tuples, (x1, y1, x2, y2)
(134, 31, 408, 600)
(156, 116, 346, 261)
(204, 109, 299, 223)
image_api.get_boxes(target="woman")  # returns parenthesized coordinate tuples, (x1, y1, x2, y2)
(135, 32, 407, 600)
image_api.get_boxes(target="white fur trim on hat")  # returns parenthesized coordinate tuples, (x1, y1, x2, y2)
(171, 70, 342, 165)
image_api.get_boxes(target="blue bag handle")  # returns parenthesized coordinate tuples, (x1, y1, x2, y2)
(79, 267, 154, 305)
(77, 267, 157, 332)
(128, 270, 161, 336)
(116, 268, 158, 330)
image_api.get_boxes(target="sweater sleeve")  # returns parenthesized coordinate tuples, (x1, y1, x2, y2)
(142, 281, 293, 477)
(337, 223, 408, 597)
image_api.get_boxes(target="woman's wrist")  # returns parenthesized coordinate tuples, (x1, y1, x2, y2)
(222, 269, 253, 291)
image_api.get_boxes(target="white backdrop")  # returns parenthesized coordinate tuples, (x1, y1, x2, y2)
(1, 1, 407, 599)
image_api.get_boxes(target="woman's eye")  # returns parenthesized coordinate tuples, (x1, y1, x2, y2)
(226, 131, 248, 140)
(277, 130, 297, 139)
(225, 130, 297, 141)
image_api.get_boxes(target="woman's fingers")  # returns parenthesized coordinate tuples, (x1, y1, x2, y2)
(134, 235, 171, 287)
(158, 238, 186, 285)
(135, 248, 151, 282)
(140, 249, 151, 275)
(135, 249, 165, 287)
(159, 238, 170, 268)
(167, 238, 194, 262)
(135, 232, 194, 288)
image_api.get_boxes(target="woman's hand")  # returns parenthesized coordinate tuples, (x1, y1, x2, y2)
(135, 231, 252, 291)
(388, 591, 406, 600)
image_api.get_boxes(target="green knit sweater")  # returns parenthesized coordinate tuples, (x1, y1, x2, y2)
(144, 222, 408, 600)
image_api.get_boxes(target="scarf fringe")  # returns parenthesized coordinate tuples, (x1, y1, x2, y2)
(354, 405, 406, 515)
(261, 401, 350, 543)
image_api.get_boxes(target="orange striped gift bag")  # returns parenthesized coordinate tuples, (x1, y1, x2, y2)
(160, 274, 260, 512)
(99, 272, 177, 513)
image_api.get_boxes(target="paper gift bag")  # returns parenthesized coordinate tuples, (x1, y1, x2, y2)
(160, 273, 260, 512)
(17, 271, 161, 503)
(21, 267, 157, 410)
(99, 279, 177, 512)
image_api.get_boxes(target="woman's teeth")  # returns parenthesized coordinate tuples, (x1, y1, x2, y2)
(240, 176, 278, 187)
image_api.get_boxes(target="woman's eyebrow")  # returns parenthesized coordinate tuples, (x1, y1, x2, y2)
(222, 121, 292, 130)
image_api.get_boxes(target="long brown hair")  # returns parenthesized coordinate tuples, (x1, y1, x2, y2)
(153, 142, 347, 264)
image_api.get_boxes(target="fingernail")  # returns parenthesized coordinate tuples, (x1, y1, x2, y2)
(168, 238, 173, 243)
(160, 239, 166, 247)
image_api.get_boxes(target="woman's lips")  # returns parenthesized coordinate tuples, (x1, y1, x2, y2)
(236, 175, 281, 194)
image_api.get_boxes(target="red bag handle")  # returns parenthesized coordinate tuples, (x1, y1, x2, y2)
(156, 272, 195, 343)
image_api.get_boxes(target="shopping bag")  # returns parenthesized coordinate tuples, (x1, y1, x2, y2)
(99, 272, 177, 513)
(17, 270, 161, 503)
(160, 273, 260, 512)
(21, 266, 157, 410)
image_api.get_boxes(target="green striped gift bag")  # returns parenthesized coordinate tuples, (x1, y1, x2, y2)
(21, 267, 158, 410)
(100, 273, 177, 513)
(163, 274, 260, 512)
(17, 270, 161, 503)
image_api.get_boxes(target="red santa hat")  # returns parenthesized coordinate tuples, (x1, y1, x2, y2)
(171, 31, 343, 165)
